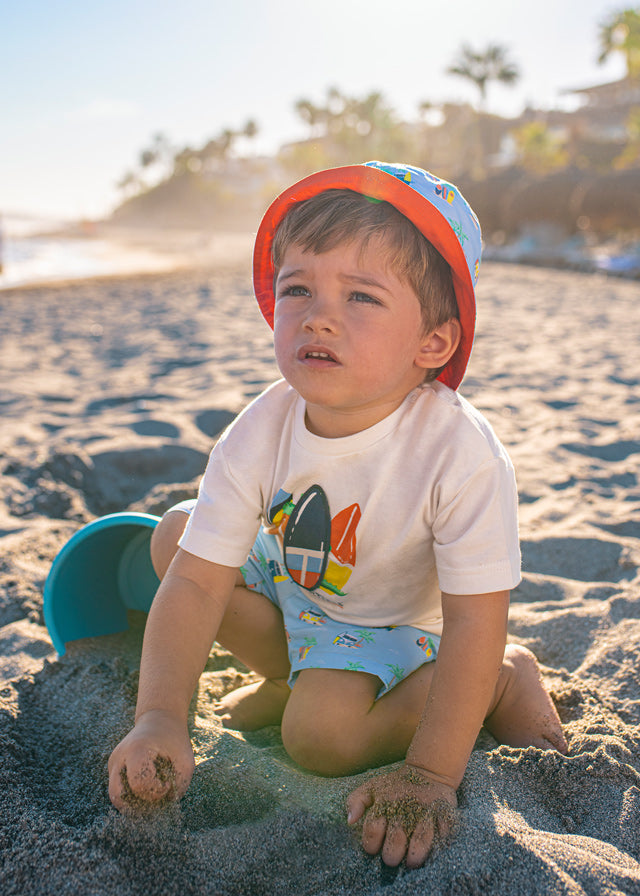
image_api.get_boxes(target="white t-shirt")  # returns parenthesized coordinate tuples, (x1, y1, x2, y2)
(180, 379, 521, 636)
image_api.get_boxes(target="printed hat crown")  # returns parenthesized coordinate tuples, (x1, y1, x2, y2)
(253, 161, 481, 390)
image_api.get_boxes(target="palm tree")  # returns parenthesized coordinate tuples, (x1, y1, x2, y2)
(344, 661, 365, 672)
(598, 7, 640, 79)
(242, 119, 258, 141)
(218, 128, 236, 158)
(298, 636, 317, 661)
(447, 43, 519, 176)
(385, 664, 405, 687)
(116, 169, 140, 198)
(447, 43, 520, 110)
(292, 88, 404, 165)
(139, 132, 172, 169)
(294, 98, 326, 137)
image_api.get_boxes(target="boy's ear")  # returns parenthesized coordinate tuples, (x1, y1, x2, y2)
(414, 318, 462, 370)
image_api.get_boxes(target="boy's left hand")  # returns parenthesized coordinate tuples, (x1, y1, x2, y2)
(346, 765, 458, 868)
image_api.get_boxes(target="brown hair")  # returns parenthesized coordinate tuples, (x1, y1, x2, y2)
(271, 189, 458, 341)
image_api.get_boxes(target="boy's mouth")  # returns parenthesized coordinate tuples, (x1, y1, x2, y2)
(306, 350, 334, 361)
(298, 345, 339, 364)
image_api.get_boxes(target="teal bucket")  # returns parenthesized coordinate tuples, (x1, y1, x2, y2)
(44, 512, 161, 655)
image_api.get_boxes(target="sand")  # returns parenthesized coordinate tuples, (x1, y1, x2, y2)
(0, 255, 639, 895)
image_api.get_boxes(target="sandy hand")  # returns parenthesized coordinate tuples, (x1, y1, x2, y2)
(346, 765, 458, 869)
(108, 710, 195, 811)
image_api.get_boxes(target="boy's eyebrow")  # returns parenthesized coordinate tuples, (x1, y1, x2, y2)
(340, 272, 391, 292)
(276, 267, 305, 282)
(276, 267, 392, 293)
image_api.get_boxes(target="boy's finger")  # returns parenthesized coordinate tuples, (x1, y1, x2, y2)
(380, 823, 408, 868)
(405, 819, 435, 869)
(107, 765, 128, 810)
(170, 758, 194, 800)
(346, 783, 374, 824)
(360, 813, 388, 856)
(107, 747, 129, 809)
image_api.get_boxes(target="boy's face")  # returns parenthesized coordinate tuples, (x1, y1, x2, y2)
(273, 236, 436, 438)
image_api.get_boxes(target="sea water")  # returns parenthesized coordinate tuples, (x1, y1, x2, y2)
(0, 215, 175, 290)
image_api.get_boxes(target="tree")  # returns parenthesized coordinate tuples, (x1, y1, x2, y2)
(196, 128, 238, 172)
(446, 44, 520, 177)
(598, 7, 640, 79)
(447, 43, 519, 110)
(116, 169, 141, 198)
(290, 87, 410, 167)
(512, 121, 569, 174)
(614, 107, 640, 167)
(242, 119, 258, 141)
(237, 119, 259, 157)
(172, 146, 201, 175)
(294, 97, 326, 137)
(139, 132, 172, 171)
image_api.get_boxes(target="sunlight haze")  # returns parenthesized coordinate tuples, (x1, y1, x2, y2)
(3, 0, 626, 219)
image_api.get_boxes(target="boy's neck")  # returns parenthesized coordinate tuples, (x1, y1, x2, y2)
(303, 390, 421, 439)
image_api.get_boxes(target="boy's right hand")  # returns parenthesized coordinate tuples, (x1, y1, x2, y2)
(108, 709, 195, 810)
(346, 765, 458, 868)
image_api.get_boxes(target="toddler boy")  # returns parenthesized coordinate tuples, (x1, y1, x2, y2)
(108, 162, 567, 869)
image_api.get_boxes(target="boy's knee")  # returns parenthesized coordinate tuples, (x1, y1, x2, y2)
(486, 644, 543, 721)
(150, 510, 189, 579)
(503, 643, 540, 675)
(499, 643, 542, 694)
(281, 709, 364, 777)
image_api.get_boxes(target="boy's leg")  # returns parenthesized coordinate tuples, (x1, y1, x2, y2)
(151, 509, 289, 673)
(212, 585, 291, 730)
(150, 513, 567, 757)
(482, 644, 567, 750)
(150, 509, 292, 728)
(282, 665, 436, 776)
(280, 644, 567, 777)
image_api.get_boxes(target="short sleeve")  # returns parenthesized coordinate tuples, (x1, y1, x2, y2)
(432, 455, 521, 595)
(179, 438, 263, 568)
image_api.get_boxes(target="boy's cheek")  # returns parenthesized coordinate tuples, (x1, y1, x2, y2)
(273, 320, 296, 360)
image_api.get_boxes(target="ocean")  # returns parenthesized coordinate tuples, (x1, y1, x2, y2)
(0, 215, 175, 290)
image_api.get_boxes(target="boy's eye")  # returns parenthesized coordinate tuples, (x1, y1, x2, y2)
(350, 292, 381, 305)
(278, 284, 311, 299)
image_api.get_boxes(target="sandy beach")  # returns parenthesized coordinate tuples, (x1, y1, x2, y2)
(1, 252, 639, 895)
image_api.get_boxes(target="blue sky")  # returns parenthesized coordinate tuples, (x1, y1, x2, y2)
(2, 0, 626, 219)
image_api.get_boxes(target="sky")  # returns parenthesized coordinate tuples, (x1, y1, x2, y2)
(2, 0, 627, 221)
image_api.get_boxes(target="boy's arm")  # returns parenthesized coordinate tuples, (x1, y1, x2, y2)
(108, 548, 238, 809)
(347, 590, 509, 868)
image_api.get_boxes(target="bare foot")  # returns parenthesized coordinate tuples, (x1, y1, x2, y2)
(214, 678, 290, 731)
(484, 644, 568, 753)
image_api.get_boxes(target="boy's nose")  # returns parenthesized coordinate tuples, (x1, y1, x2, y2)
(302, 298, 339, 333)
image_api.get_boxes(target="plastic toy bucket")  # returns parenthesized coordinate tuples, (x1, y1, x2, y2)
(44, 512, 161, 655)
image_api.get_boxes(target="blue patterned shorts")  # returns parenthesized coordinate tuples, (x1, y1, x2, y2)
(242, 528, 440, 697)
(172, 501, 440, 697)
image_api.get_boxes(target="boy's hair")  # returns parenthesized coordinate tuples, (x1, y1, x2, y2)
(271, 189, 458, 358)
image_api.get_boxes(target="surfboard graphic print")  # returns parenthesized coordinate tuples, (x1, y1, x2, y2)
(268, 488, 293, 525)
(283, 485, 331, 590)
(330, 503, 361, 566)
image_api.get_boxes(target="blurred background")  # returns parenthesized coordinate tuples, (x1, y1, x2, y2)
(2, 0, 639, 286)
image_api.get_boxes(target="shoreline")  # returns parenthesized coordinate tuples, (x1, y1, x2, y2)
(0, 226, 255, 293)
(1, 221, 639, 295)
